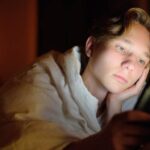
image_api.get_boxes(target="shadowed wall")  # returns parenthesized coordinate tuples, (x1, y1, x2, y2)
(0, 0, 37, 84)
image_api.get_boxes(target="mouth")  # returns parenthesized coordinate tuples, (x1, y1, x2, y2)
(113, 74, 128, 84)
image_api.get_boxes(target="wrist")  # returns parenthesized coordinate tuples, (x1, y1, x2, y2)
(106, 97, 122, 121)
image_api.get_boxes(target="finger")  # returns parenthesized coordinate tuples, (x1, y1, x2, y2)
(114, 111, 150, 122)
(135, 67, 149, 90)
(123, 122, 150, 136)
(125, 67, 149, 97)
(112, 84, 140, 102)
(123, 135, 145, 146)
(109, 68, 149, 102)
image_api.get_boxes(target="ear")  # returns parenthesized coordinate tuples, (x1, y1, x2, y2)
(85, 36, 96, 57)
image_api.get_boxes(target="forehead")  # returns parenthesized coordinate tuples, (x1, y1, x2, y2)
(122, 22, 150, 47)
(112, 23, 150, 53)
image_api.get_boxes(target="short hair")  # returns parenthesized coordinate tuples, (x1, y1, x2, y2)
(81, 8, 150, 73)
(90, 7, 150, 44)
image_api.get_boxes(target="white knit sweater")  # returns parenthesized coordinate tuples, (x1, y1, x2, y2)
(0, 46, 137, 150)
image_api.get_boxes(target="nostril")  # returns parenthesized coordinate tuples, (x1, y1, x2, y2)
(121, 60, 135, 71)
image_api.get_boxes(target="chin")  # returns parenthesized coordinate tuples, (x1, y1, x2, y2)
(102, 78, 130, 93)
(106, 84, 127, 93)
(108, 88, 123, 93)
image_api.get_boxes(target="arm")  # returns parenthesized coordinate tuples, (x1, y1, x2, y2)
(0, 120, 72, 150)
(64, 111, 150, 150)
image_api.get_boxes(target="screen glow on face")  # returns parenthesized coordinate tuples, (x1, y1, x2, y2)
(115, 40, 149, 67)
(83, 22, 150, 94)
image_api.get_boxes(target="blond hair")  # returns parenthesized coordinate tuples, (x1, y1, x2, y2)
(90, 8, 150, 43)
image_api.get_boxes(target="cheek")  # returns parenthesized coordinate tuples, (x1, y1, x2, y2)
(92, 57, 111, 74)
(130, 68, 144, 85)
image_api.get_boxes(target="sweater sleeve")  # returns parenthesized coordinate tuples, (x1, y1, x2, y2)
(0, 63, 77, 150)
(0, 120, 76, 150)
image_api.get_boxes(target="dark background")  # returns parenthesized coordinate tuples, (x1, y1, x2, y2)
(0, 0, 149, 84)
(37, 0, 150, 55)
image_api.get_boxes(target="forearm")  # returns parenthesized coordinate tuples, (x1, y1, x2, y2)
(64, 131, 112, 150)
(106, 99, 122, 122)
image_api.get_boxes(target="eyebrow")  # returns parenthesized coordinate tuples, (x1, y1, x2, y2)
(122, 38, 150, 59)
(122, 39, 133, 46)
(145, 51, 150, 59)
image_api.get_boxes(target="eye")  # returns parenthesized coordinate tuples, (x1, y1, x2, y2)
(138, 59, 146, 65)
(116, 44, 126, 54)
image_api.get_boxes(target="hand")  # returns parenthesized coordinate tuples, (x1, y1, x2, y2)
(64, 111, 150, 150)
(99, 111, 150, 150)
(106, 67, 149, 121)
(108, 67, 149, 104)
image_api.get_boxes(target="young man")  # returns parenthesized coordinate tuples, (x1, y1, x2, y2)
(0, 8, 150, 150)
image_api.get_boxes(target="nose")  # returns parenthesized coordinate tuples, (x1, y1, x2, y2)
(121, 59, 135, 71)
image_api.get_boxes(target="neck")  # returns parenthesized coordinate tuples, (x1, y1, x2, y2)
(82, 69, 108, 103)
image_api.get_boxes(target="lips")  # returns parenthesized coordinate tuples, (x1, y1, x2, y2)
(114, 74, 128, 83)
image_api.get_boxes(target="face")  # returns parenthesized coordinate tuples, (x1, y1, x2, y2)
(85, 22, 150, 93)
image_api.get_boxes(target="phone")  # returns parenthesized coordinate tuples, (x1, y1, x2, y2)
(134, 75, 150, 113)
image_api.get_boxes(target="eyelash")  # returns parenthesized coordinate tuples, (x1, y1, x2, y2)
(116, 45, 127, 54)
(138, 59, 146, 65)
(116, 44, 147, 66)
